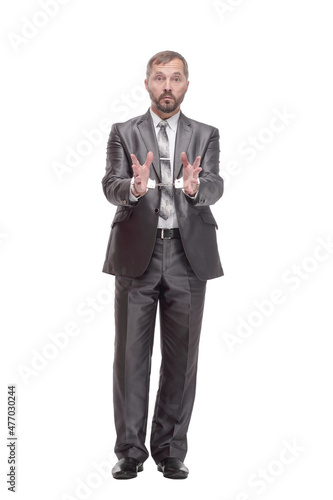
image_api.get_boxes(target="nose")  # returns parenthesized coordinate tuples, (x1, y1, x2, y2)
(163, 79, 172, 92)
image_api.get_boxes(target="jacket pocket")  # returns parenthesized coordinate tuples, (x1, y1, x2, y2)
(111, 207, 133, 227)
(199, 212, 218, 229)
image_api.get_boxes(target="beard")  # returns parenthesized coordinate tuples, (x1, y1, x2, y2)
(156, 96, 179, 113)
(148, 88, 186, 114)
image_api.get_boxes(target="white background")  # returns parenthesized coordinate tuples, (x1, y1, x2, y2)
(1, 0, 333, 499)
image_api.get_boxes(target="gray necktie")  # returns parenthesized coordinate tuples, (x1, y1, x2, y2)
(157, 120, 174, 220)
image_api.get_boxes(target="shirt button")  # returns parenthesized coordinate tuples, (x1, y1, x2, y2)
(155, 208, 159, 213)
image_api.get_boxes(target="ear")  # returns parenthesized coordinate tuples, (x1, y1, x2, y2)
(144, 79, 149, 92)
(185, 80, 190, 93)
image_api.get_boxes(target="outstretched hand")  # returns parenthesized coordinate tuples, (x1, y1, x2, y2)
(130, 151, 153, 196)
(181, 152, 202, 195)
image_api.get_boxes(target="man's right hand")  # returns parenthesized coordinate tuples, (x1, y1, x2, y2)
(130, 152, 153, 196)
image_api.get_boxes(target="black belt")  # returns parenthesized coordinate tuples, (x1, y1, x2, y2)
(156, 228, 181, 240)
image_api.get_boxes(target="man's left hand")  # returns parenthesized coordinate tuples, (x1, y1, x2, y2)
(181, 152, 202, 196)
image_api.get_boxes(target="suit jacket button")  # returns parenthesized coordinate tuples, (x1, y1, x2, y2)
(155, 208, 159, 213)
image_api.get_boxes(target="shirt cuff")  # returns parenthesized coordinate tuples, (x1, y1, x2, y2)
(129, 186, 141, 202)
(182, 177, 200, 198)
(183, 188, 199, 199)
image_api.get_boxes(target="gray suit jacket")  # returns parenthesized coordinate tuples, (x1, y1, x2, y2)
(102, 109, 224, 280)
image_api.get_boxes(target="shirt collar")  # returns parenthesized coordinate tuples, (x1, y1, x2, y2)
(149, 108, 180, 132)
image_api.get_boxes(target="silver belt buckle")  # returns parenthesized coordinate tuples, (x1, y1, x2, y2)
(161, 229, 172, 240)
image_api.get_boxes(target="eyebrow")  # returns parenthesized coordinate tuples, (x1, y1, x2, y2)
(154, 71, 183, 76)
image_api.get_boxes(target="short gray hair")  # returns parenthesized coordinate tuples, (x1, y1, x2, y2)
(146, 51, 189, 81)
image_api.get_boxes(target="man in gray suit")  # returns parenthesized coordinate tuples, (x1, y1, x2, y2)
(102, 51, 223, 479)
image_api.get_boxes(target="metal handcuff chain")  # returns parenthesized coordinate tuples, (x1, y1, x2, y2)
(147, 178, 185, 189)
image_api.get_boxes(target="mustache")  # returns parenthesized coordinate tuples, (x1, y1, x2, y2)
(159, 93, 176, 100)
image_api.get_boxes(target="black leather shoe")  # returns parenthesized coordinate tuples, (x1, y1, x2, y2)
(112, 457, 143, 479)
(157, 457, 189, 479)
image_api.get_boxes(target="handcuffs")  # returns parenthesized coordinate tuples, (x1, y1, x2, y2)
(131, 176, 200, 192)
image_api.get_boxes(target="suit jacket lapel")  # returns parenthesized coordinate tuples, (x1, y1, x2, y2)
(137, 110, 161, 182)
(174, 112, 193, 179)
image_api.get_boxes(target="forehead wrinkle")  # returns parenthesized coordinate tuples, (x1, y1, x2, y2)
(152, 60, 185, 75)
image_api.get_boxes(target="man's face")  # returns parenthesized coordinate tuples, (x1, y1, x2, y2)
(145, 58, 189, 118)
